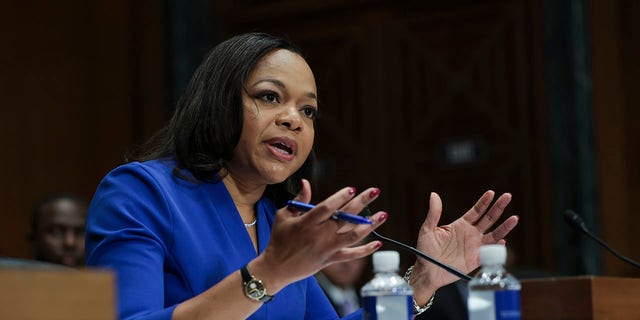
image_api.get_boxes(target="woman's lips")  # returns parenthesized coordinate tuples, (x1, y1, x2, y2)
(265, 137, 297, 161)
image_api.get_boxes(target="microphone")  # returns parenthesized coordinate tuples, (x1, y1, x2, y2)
(563, 210, 640, 269)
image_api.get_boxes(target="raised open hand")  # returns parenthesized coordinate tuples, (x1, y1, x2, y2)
(409, 191, 519, 304)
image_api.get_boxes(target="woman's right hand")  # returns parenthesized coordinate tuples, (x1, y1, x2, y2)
(251, 179, 387, 294)
(174, 180, 386, 320)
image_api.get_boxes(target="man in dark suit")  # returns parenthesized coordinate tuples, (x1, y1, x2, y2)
(315, 257, 369, 317)
(416, 280, 469, 320)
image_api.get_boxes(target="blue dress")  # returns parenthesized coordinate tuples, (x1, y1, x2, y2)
(86, 159, 363, 320)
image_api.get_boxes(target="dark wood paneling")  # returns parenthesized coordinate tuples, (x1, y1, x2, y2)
(214, 0, 553, 273)
(591, 0, 640, 277)
(2, 0, 633, 278)
(0, 1, 166, 258)
(620, 0, 640, 277)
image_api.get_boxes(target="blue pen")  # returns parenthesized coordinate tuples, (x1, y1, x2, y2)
(286, 200, 373, 225)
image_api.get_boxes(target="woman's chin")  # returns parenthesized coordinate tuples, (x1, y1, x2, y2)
(266, 174, 291, 185)
(265, 169, 300, 185)
(261, 164, 303, 184)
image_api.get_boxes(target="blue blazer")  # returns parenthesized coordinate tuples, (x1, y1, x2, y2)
(86, 159, 362, 320)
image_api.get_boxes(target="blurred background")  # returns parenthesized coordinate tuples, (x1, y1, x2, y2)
(1, 0, 638, 278)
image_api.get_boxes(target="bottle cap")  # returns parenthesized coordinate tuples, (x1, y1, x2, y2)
(479, 245, 507, 266)
(372, 250, 400, 272)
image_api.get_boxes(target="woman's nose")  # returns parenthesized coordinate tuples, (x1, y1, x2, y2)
(275, 107, 302, 131)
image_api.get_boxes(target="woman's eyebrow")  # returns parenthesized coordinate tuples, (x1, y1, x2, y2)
(306, 92, 317, 101)
(252, 78, 286, 89)
(252, 78, 317, 101)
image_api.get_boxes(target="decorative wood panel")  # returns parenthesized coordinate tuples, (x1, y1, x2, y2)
(0, 1, 166, 259)
(215, 0, 552, 273)
(591, 0, 640, 277)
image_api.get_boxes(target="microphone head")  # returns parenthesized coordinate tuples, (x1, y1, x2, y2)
(563, 210, 588, 231)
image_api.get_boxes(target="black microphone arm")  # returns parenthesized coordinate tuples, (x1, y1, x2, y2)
(563, 210, 640, 269)
(371, 230, 472, 281)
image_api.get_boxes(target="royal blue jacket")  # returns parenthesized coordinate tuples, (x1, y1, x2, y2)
(86, 159, 362, 320)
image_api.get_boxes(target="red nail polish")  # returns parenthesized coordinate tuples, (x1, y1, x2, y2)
(348, 187, 356, 195)
(378, 213, 388, 222)
(374, 241, 383, 249)
(369, 188, 381, 199)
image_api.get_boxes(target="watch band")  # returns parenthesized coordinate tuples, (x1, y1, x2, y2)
(241, 264, 274, 303)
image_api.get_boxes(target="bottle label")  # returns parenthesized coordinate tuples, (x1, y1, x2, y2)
(362, 295, 412, 320)
(468, 289, 521, 320)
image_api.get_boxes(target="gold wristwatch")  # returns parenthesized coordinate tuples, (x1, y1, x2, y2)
(241, 264, 274, 303)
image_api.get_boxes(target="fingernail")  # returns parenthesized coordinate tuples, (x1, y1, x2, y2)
(378, 212, 388, 222)
(374, 241, 383, 249)
(348, 187, 356, 195)
(369, 188, 381, 199)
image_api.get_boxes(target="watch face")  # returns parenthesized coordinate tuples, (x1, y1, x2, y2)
(245, 279, 266, 299)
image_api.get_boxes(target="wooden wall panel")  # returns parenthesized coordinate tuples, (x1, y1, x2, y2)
(591, 0, 640, 277)
(619, 0, 640, 277)
(1, 0, 634, 278)
(0, 1, 166, 259)
(214, 0, 552, 273)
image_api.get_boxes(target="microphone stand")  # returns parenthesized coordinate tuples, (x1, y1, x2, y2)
(564, 210, 640, 269)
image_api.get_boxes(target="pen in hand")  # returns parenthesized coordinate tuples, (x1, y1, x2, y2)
(286, 200, 373, 225)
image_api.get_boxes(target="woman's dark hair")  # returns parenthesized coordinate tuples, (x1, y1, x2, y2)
(130, 33, 316, 205)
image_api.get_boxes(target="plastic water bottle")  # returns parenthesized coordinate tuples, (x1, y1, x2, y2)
(468, 245, 521, 320)
(361, 250, 413, 320)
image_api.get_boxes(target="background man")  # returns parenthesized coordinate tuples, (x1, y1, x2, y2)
(29, 193, 87, 268)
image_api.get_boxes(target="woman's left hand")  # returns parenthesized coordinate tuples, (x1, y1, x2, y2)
(408, 191, 519, 305)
